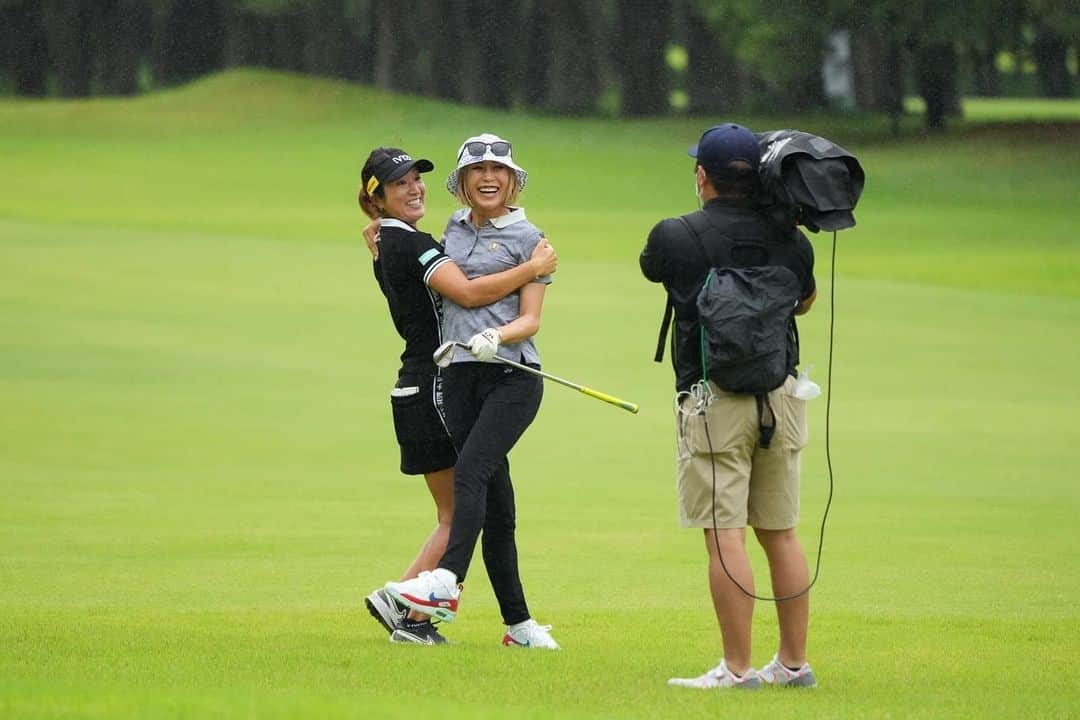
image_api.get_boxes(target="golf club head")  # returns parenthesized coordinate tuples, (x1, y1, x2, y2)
(433, 341, 457, 368)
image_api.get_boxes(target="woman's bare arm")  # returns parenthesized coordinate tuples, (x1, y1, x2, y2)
(495, 281, 546, 344)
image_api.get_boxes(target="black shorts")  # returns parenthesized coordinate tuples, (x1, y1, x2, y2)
(390, 371, 457, 475)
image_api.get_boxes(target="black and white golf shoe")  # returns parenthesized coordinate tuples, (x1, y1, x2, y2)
(365, 588, 407, 635)
(390, 618, 448, 645)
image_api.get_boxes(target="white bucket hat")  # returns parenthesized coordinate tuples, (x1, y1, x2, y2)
(446, 133, 528, 196)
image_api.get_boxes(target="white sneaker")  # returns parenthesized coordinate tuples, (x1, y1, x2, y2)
(502, 619, 560, 650)
(758, 654, 817, 688)
(384, 569, 461, 622)
(668, 659, 762, 690)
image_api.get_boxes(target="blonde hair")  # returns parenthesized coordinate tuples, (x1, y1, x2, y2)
(454, 164, 521, 208)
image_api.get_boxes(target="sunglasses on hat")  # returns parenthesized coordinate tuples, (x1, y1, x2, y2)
(459, 140, 512, 160)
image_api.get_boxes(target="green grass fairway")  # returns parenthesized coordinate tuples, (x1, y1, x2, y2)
(2, 70, 1079, 718)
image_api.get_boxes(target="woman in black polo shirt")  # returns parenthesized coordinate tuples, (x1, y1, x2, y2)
(356, 146, 555, 645)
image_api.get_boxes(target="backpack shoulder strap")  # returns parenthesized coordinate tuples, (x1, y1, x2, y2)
(653, 215, 708, 364)
(653, 296, 674, 363)
(684, 211, 738, 269)
(679, 213, 710, 263)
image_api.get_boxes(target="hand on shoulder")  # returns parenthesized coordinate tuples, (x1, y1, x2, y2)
(529, 236, 557, 277)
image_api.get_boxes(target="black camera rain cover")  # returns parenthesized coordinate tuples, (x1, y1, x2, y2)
(757, 130, 865, 232)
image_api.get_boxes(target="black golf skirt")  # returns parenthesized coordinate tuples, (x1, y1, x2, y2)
(389, 371, 457, 475)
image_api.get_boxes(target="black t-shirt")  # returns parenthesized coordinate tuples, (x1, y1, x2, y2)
(640, 196, 816, 392)
(372, 219, 453, 375)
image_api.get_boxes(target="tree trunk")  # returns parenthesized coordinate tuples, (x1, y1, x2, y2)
(43, 0, 93, 97)
(544, 0, 602, 113)
(301, 0, 344, 77)
(852, 32, 898, 111)
(2, 0, 49, 96)
(151, 0, 225, 87)
(371, 3, 394, 90)
(337, 4, 370, 84)
(94, 0, 150, 96)
(772, 20, 827, 112)
(269, 10, 305, 72)
(521, 0, 552, 108)
(223, 9, 271, 68)
(685, 4, 747, 113)
(850, 32, 874, 108)
(373, 2, 427, 93)
(617, 0, 672, 116)
(885, 41, 906, 137)
(489, 0, 521, 108)
(429, 0, 467, 101)
(149, 1, 174, 84)
(916, 41, 957, 132)
(848, 7, 906, 133)
(455, 0, 521, 108)
(970, 43, 1001, 97)
(795, 71, 827, 111)
(1032, 25, 1071, 98)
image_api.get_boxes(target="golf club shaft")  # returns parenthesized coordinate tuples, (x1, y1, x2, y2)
(436, 340, 639, 414)
(488, 355, 640, 415)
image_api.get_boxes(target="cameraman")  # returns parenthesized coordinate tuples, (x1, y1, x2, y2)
(640, 123, 818, 690)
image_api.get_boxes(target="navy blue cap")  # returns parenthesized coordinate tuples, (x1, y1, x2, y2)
(688, 123, 761, 172)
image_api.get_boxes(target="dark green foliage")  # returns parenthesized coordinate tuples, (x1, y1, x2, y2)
(0, 0, 49, 96)
(0, 0, 1076, 119)
(616, 0, 672, 116)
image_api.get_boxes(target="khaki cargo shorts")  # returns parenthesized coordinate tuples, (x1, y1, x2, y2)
(675, 375, 808, 530)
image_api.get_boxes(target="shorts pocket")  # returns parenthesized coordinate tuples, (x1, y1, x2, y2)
(779, 378, 809, 450)
(678, 393, 751, 457)
(390, 383, 431, 446)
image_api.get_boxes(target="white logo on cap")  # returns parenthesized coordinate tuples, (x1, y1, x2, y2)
(392, 154, 412, 164)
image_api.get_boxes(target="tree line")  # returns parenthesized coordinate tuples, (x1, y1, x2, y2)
(1, 0, 1077, 130)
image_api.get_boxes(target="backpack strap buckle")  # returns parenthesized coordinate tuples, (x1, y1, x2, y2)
(756, 393, 777, 449)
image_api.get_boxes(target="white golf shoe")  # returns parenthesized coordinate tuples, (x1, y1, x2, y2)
(758, 654, 818, 688)
(384, 568, 461, 622)
(668, 659, 762, 689)
(502, 618, 560, 650)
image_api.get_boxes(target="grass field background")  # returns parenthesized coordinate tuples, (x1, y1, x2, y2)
(2, 70, 1079, 718)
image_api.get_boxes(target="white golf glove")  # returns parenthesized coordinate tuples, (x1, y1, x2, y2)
(467, 328, 501, 362)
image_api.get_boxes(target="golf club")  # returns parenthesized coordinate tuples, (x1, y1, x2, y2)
(433, 341, 639, 414)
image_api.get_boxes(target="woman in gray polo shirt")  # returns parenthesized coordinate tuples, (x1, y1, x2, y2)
(357, 145, 556, 646)
(384, 133, 559, 650)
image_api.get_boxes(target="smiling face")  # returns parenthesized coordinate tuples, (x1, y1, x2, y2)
(461, 161, 515, 224)
(377, 168, 426, 226)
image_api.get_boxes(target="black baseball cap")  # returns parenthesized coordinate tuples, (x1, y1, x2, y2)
(688, 123, 761, 172)
(363, 147, 434, 196)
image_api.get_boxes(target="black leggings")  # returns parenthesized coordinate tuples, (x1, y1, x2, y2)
(439, 362, 542, 626)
